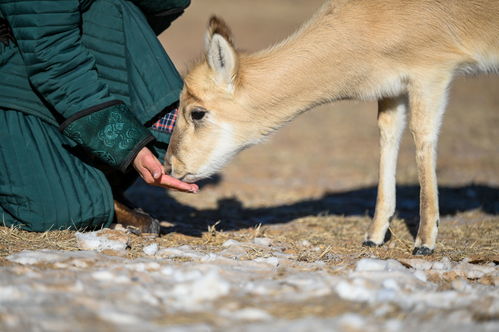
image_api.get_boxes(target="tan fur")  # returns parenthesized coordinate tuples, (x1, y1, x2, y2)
(166, 0, 499, 255)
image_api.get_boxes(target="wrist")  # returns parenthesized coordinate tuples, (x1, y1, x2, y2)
(61, 102, 155, 172)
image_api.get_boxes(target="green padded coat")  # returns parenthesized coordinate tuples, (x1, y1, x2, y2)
(0, 0, 190, 231)
(0, 0, 190, 171)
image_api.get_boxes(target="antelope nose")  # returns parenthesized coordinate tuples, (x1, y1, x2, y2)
(164, 158, 172, 175)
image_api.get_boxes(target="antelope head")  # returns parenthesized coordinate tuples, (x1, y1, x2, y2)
(166, 17, 268, 183)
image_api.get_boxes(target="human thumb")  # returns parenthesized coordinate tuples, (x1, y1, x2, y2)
(141, 148, 163, 180)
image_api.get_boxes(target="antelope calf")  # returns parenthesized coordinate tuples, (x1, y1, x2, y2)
(166, 0, 499, 255)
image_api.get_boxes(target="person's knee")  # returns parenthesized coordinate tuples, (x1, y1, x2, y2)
(0, 189, 114, 232)
(0, 110, 115, 232)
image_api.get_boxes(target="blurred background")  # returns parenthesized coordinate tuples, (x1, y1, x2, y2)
(128, 0, 498, 240)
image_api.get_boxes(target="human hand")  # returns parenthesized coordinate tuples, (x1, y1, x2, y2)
(133, 147, 199, 193)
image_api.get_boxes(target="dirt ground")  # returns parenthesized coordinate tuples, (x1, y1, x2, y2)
(0, 0, 497, 330)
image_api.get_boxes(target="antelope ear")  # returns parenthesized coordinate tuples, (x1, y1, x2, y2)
(205, 17, 238, 90)
(205, 16, 234, 50)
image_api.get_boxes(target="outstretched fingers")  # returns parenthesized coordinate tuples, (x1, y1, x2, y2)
(157, 174, 199, 193)
(133, 147, 198, 193)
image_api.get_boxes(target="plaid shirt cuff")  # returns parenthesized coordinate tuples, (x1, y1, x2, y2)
(150, 108, 178, 134)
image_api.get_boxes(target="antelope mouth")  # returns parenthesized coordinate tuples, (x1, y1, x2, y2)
(178, 173, 204, 184)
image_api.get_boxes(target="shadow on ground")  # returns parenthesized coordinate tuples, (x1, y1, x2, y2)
(125, 179, 499, 238)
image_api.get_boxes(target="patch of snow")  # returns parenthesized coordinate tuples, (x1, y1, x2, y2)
(158, 246, 205, 260)
(403, 257, 497, 280)
(384, 319, 403, 332)
(1, 245, 497, 332)
(160, 266, 204, 282)
(125, 262, 161, 272)
(7, 250, 77, 265)
(402, 259, 434, 271)
(0, 286, 26, 302)
(403, 257, 453, 272)
(223, 239, 241, 247)
(335, 279, 374, 302)
(220, 245, 248, 259)
(355, 258, 406, 272)
(91, 270, 115, 281)
(201, 253, 225, 262)
(413, 270, 428, 282)
(225, 308, 272, 321)
(431, 257, 453, 271)
(407, 290, 466, 309)
(253, 238, 272, 247)
(98, 309, 141, 325)
(300, 240, 312, 247)
(142, 243, 158, 256)
(338, 313, 367, 330)
(170, 270, 231, 307)
(453, 261, 495, 279)
(382, 279, 400, 290)
(75, 231, 128, 252)
(90, 270, 131, 284)
(253, 257, 280, 267)
(281, 272, 333, 298)
(452, 279, 472, 292)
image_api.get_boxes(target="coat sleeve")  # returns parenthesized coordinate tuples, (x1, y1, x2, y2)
(0, 0, 154, 172)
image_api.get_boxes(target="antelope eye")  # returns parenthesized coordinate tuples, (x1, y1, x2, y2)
(191, 109, 206, 121)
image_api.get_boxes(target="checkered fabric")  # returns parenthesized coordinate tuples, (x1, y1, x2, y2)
(150, 108, 177, 134)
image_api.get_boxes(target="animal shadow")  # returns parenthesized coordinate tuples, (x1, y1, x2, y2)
(125, 178, 498, 238)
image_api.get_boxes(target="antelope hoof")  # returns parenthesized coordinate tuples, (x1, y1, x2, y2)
(362, 240, 383, 247)
(114, 200, 161, 236)
(412, 246, 434, 256)
(123, 213, 160, 236)
(143, 217, 160, 235)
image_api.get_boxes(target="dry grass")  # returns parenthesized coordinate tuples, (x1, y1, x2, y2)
(1, 209, 496, 267)
(0, 226, 78, 264)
